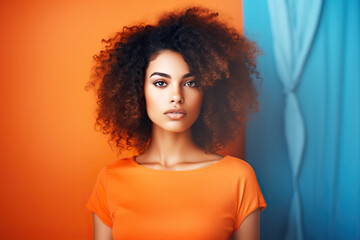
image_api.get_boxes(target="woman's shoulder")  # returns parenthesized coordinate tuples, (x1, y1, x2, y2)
(223, 155, 258, 177)
(100, 156, 135, 173)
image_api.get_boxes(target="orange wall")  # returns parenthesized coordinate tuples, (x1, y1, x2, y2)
(0, 0, 243, 239)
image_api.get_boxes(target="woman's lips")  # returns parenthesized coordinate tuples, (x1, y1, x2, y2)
(164, 108, 186, 120)
(164, 112, 187, 120)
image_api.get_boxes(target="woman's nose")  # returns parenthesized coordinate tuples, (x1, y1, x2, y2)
(170, 86, 184, 104)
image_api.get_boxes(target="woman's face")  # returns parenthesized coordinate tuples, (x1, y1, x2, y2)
(144, 50, 203, 133)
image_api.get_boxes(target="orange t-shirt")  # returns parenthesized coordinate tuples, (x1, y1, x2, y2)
(86, 155, 266, 240)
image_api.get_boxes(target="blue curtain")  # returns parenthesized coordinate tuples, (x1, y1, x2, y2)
(244, 0, 360, 239)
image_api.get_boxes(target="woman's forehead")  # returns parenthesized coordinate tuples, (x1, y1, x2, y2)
(145, 50, 191, 78)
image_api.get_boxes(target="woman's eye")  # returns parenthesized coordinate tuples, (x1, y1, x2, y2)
(154, 81, 167, 87)
(184, 81, 196, 87)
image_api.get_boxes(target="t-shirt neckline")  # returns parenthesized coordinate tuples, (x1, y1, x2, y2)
(130, 155, 229, 173)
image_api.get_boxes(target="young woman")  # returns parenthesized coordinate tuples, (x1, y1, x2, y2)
(86, 7, 266, 240)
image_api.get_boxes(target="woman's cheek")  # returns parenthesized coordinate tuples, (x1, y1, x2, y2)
(187, 92, 203, 120)
(145, 89, 166, 121)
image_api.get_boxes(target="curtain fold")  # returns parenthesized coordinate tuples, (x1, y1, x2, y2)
(267, 1, 324, 239)
(244, 0, 360, 239)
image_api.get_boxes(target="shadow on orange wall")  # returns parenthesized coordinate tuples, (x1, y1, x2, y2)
(0, 0, 243, 239)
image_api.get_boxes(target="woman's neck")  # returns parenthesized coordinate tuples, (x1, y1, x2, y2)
(137, 125, 208, 167)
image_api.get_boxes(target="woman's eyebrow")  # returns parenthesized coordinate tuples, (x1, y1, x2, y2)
(150, 72, 171, 78)
(183, 73, 193, 78)
(149, 72, 193, 79)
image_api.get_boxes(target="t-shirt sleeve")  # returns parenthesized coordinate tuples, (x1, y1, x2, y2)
(233, 162, 267, 232)
(86, 167, 113, 228)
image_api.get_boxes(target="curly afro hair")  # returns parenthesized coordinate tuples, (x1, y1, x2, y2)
(85, 6, 262, 155)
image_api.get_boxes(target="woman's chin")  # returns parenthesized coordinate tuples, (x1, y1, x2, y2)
(153, 123, 192, 134)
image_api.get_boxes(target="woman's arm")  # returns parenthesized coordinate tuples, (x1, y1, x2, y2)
(231, 208, 261, 240)
(92, 213, 113, 240)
